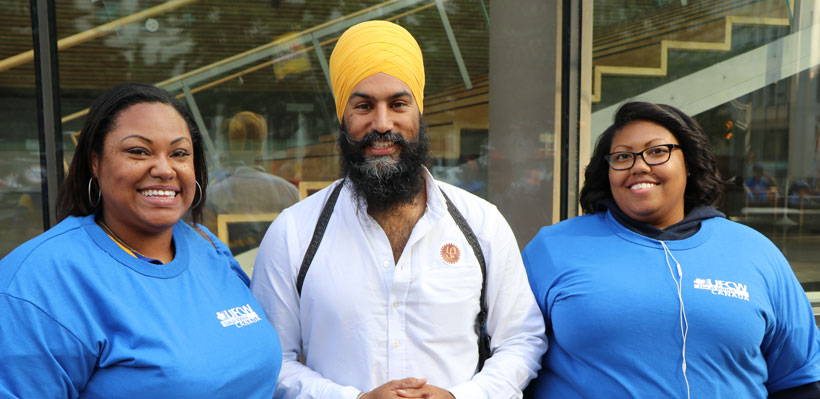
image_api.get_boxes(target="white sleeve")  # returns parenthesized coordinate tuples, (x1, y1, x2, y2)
(448, 208, 548, 399)
(250, 211, 362, 399)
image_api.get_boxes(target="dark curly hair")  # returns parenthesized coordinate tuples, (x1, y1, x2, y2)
(580, 101, 729, 215)
(57, 83, 208, 223)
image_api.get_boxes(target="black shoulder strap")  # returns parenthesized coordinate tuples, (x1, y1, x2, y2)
(295, 182, 492, 369)
(296, 181, 344, 296)
(439, 188, 492, 370)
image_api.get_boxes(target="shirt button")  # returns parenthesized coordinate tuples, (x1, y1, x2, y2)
(383, 261, 390, 268)
(393, 341, 400, 349)
(392, 301, 399, 309)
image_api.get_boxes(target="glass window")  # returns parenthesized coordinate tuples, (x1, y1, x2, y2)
(590, 0, 820, 297)
(0, 1, 45, 257)
(44, 0, 493, 275)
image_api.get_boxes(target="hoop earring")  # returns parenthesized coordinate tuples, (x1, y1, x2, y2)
(190, 181, 202, 209)
(87, 177, 101, 208)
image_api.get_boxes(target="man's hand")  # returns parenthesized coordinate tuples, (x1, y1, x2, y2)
(395, 384, 455, 399)
(361, 378, 428, 399)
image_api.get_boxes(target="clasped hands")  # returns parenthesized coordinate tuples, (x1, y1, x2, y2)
(361, 378, 454, 399)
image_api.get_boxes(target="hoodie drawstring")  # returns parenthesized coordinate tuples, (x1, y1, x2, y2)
(660, 240, 690, 399)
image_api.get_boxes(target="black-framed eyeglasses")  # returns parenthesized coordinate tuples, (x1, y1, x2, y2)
(605, 144, 682, 170)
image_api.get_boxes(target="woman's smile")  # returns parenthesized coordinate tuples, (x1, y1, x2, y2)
(608, 120, 687, 229)
(91, 102, 196, 238)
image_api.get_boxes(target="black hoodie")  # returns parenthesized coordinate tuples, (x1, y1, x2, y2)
(597, 199, 725, 241)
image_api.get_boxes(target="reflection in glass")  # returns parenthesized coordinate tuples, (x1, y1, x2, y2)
(696, 71, 820, 290)
(19, 1, 496, 265)
(204, 111, 298, 256)
(0, 1, 45, 257)
(590, 0, 820, 291)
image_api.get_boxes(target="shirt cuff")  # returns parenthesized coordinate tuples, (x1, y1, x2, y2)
(448, 381, 486, 399)
(340, 386, 363, 399)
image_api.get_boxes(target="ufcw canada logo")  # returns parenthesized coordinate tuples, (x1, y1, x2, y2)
(216, 304, 262, 328)
(693, 278, 750, 301)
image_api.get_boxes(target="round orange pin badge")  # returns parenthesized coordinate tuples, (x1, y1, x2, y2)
(440, 243, 461, 264)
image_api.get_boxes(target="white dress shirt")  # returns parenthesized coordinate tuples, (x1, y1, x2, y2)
(251, 169, 547, 398)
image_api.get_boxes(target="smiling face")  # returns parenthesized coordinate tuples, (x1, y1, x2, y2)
(339, 72, 429, 212)
(608, 120, 687, 229)
(344, 72, 420, 164)
(91, 102, 196, 237)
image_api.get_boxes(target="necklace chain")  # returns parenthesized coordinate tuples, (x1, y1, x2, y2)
(97, 219, 147, 259)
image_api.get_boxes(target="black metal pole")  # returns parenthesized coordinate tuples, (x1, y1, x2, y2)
(30, 0, 64, 229)
(559, 0, 572, 221)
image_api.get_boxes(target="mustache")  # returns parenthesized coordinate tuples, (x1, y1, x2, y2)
(338, 124, 429, 213)
(342, 130, 409, 149)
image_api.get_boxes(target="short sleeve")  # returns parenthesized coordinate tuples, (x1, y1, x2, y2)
(761, 254, 820, 392)
(522, 227, 554, 320)
(0, 294, 96, 398)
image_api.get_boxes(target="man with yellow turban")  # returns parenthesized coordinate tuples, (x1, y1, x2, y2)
(252, 20, 547, 399)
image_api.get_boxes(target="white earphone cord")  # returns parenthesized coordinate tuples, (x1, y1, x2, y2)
(660, 241, 690, 399)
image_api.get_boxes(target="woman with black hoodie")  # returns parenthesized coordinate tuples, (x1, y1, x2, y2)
(522, 101, 820, 399)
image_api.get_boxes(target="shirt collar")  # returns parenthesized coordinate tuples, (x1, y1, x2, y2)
(421, 166, 447, 222)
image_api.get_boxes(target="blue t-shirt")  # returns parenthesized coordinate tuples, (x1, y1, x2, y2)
(522, 211, 820, 398)
(0, 215, 282, 398)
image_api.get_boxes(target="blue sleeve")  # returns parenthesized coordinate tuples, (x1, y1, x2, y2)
(761, 251, 820, 392)
(0, 294, 96, 398)
(194, 223, 250, 286)
(522, 228, 553, 321)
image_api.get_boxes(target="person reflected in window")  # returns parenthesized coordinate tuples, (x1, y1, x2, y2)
(788, 180, 817, 207)
(0, 84, 281, 398)
(205, 111, 298, 253)
(522, 101, 820, 398)
(745, 161, 779, 203)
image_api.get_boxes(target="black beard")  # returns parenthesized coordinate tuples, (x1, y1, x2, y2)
(338, 119, 430, 214)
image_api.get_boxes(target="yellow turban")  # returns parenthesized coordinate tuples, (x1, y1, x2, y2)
(329, 20, 425, 122)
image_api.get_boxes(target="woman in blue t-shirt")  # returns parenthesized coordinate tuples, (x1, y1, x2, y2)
(0, 83, 281, 398)
(523, 101, 820, 398)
